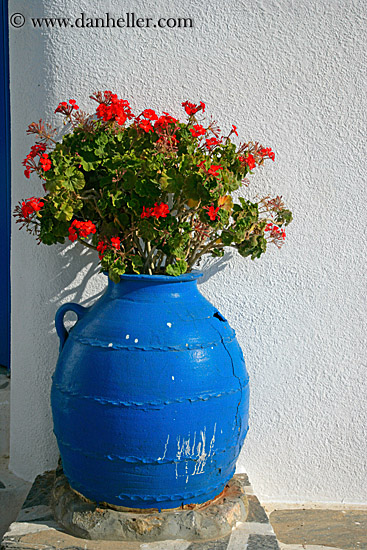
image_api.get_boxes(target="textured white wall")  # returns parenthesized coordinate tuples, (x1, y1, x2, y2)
(9, 0, 367, 503)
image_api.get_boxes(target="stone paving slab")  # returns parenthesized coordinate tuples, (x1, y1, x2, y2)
(0, 458, 32, 540)
(50, 469, 248, 542)
(1, 471, 280, 549)
(269, 508, 367, 550)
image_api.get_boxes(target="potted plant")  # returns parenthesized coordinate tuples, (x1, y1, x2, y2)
(15, 92, 292, 510)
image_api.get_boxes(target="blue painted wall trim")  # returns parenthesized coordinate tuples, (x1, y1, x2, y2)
(0, 0, 11, 370)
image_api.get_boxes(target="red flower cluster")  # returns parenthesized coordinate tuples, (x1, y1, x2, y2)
(21, 197, 44, 219)
(182, 101, 205, 116)
(239, 154, 256, 170)
(265, 223, 286, 240)
(142, 109, 158, 121)
(259, 147, 275, 161)
(96, 236, 121, 259)
(135, 109, 159, 132)
(205, 137, 220, 150)
(154, 112, 177, 133)
(96, 93, 134, 125)
(197, 161, 223, 178)
(204, 204, 221, 221)
(189, 124, 206, 138)
(208, 165, 223, 177)
(110, 236, 121, 249)
(97, 240, 107, 259)
(68, 220, 96, 242)
(141, 202, 170, 219)
(138, 119, 154, 133)
(22, 143, 49, 178)
(39, 153, 51, 171)
(55, 99, 79, 115)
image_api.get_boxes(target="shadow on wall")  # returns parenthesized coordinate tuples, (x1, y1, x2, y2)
(197, 250, 233, 285)
(48, 242, 232, 326)
(48, 242, 106, 335)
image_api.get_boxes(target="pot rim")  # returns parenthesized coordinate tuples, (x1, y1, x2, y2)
(104, 270, 203, 283)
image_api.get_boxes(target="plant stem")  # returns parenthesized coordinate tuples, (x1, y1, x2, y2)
(77, 238, 97, 250)
(145, 242, 154, 275)
(188, 237, 224, 269)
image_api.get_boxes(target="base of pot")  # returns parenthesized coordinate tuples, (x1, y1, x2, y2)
(70, 483, 229, 513)
(51, 467, 249, 542)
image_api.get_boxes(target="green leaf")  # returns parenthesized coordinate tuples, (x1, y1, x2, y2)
(122, 171, 137, 191)
(54, 202, 74, 221)
(138, 219, 157, 241)
(80, 158, 96, 171)
(276, 209, 293, 226)
(237, 235, 267, 260)
(127, 198, 141, 214)
(135, 178, 159, 198)
(108, 269, 121, 284)
(131, 256, 143, 274)
(166, 259, 188, 276)
(171, 247, 186, 259)
(221, 230, 234, 246)
(64, 166, 76, 177)
(117, 213, 130, 227)
(159, 171, 172, 190)
(71, 171, 85, 190)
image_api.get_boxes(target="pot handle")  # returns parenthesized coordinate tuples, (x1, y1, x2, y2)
(55, 303, 88, 351)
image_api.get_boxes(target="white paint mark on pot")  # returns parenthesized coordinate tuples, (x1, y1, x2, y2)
(134, 338, 138, 343)
(108, 343, 113, 347)
(174, 424, 216, 479)
(158, 435, 170, 462)
(167, 322, 172, 328)
(172, 376, 175, 380)
(125, 335, 130, 339)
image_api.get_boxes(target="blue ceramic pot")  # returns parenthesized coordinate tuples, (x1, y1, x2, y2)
(51, 272, 249, 509)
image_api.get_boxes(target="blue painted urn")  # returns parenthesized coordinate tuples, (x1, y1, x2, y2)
(51, 272, 249, 509)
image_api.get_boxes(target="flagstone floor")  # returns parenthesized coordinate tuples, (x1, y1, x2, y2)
(265, 502, 367, 550)
(1, 460, 367, 550)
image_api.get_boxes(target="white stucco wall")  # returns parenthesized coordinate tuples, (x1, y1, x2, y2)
(9, 0, 367, 503)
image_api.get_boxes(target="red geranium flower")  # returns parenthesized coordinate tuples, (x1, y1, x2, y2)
(22, 143, 48, 178)
(110, 236, 121, 250)
(239, 154, 256, 170)
(182, 101, 205, 116)
(97, 240, 108, 259)
(205, 137, 220, 150)
(154, 113, 177, 133)
(21, 197, 44, 219)
(204, 204, 220, 221)
(265, 223, 286, 240)
(153, 202, 170, 218)
(189, 124, 206, 138)
(207, 165, 223, 177)
(141, 206, 154, 219)
(68, 220, 96, 242)
(142, 109, 158, 121)
(138, 119, 154, 133)
(259, 147, 275, 161)
(96, 94, 134, 125)
(141, 203, 170, 219)
(55, 99, 79, 115)
(39, 153, 52, 172)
